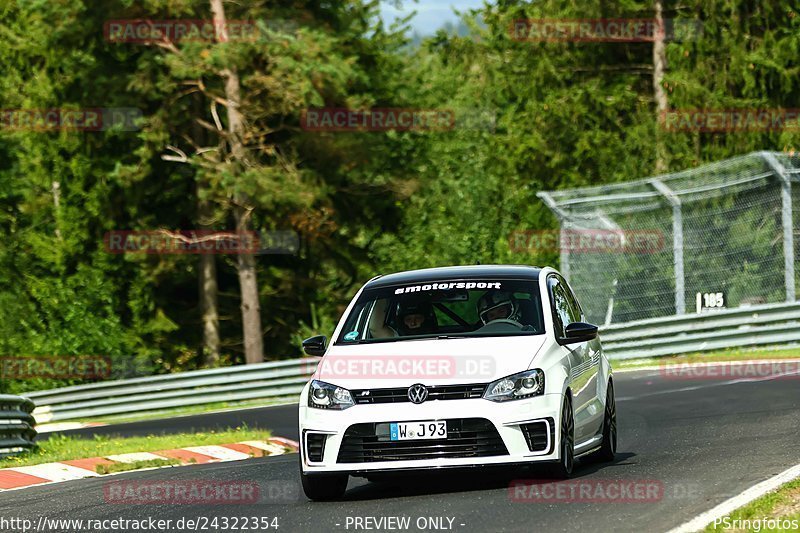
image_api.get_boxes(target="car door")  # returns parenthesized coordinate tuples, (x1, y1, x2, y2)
(562, 277, 604, 439)
(547, 275, 595, 442)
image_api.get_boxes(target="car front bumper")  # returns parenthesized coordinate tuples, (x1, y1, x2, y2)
(299, 392, 563, 475)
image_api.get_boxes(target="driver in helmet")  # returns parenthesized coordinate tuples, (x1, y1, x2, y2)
(477, 290, 522, 325)
(396, 300, 437, 336)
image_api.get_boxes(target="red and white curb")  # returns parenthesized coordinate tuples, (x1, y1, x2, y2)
(0, 437, 298, 492)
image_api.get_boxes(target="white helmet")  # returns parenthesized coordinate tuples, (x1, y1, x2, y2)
(477, 290, 521, 324)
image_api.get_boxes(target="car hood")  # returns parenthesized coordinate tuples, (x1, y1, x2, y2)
(311, 335, 547, 389)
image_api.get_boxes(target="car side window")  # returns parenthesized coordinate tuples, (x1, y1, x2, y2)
(548, 276, 572, 339)
(560, 277, 584, 322)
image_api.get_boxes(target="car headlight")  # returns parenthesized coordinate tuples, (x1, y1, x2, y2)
(308, 380, 354, 410)
(483, 369, 545, 402)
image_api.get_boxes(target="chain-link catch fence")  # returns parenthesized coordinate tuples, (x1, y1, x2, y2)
(538, 151, 800, 325)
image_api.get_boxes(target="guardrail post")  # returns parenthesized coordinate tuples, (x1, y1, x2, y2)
(761, 151, 796, 302)
(650, 179, 686, 315)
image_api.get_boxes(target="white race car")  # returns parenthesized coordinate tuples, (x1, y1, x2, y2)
(298, 265, 615, 500)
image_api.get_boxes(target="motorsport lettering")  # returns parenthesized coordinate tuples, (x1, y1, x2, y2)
(394, 281, 502, 294)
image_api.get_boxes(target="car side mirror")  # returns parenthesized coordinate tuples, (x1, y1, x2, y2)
(302, 335, 327, 357)
(564, 322, 598, 343)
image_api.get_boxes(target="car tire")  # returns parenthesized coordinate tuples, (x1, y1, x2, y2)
(548, 394, 574, 479)
(301, 473, 348, 501)
(590, 380, 617, 463)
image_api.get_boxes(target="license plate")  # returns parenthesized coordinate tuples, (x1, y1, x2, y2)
(390, 420, 447, 441)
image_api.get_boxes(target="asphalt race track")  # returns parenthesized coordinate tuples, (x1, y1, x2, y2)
(5, 363, 799, 533)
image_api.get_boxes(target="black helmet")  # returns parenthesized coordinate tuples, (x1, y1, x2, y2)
(477, 290, 520, 324)
(396, 300, 436, 335)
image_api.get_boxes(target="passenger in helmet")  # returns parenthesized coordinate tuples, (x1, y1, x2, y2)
(396, 300, 437, 336)
(477, 290, 522, 325)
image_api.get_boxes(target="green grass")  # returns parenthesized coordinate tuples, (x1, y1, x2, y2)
(0, 426, 273, 469)
(613, 346, 800, 370)
(705, 478, 800, 532)
(97, 458, 181, 475)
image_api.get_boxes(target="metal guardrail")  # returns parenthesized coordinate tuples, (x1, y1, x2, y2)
(0, 395, 37, 457)
(24, 301, 800, 423)
(601, 301, 800, 360)
(28, 358, 317, 423)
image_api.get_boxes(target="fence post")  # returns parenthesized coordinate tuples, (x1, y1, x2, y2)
(650, 179, 686, 315)
(537, 191, 570, 280)
(761, 152, 796, 302)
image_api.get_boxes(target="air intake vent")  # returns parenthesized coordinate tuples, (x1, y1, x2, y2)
(305, 432, 328, 463)
(520, 418, 554, 453)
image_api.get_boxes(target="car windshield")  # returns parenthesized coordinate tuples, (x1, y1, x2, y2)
(336, 279, 545, 343)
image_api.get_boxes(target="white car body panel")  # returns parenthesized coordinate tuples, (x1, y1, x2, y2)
(298, 265, 611, 475)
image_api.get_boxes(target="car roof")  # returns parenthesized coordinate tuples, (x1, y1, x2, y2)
(365, 265, 542, 289)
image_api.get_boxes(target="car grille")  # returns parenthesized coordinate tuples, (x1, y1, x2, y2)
(337, 418, 508, 463)
(520, 418, 555, 453)
(350, 384, 487, 405)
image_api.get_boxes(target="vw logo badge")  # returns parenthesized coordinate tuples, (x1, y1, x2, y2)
(407, 384, 429, 404)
